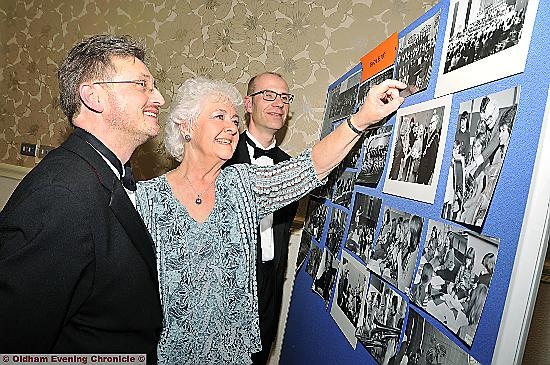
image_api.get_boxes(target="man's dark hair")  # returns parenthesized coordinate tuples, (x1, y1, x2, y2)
(58, 34, 146, 124)
(480, 96, 491, 113)
(460, 111, 470, 130)
(498, 104, 517, 131)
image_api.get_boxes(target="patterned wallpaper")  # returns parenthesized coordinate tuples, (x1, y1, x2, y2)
(0, 0, 437, 179)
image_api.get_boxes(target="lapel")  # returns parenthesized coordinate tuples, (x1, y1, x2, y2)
(109, 181, 159, 288)
(235, 134, 252, 164)
(272, 147, 286, 164)
(62, 132, 159, 288)
(222, 134, 251, 167)
(230, 132, 288, 165)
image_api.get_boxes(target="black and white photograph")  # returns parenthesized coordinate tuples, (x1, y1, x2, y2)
(388, 308, 481, 364)
(343, 139, 363, 169)
(367, 207, 424, 294)
(357, 125, 393, 187)
(356, 274, 407, 364)
(303, 198, 329, 242)
(384, 95, 452, 203)
(311, 162, 345, 199)
(297, 230, 312, 274)
(411, 219, 499, 347)
(330, 251, 370, 348)
(319, 87, 340, 139)
(344, 193, 382, 264)
(395, 11, 440, 97)
(442, 86, 520, 228)
(388, 107, 444, 184)
(443, 0, 528, 74)
(326, 70, 362, 124)
(435, 0, 539, 97)
(305, 242, 323, 278)
(325, 207, 348, 255)
(356, 66, 396, 114)
(332, 170, 356, 208)
(312, 248, 340, 306)
(319, 69, 359, 139)
(310, 180, 332, 200)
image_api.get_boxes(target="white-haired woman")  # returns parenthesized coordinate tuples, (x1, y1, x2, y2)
(136, 76, 404, 364)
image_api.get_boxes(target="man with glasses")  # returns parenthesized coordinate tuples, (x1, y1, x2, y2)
(223, 72, 298, 364)
(0, 34, 164, 362)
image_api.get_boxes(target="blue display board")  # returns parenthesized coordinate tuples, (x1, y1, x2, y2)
(281, 1, 550, 364)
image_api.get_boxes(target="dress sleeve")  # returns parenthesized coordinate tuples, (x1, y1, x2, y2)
(251, 148, 325, 218)
(135, 182, 152, 227)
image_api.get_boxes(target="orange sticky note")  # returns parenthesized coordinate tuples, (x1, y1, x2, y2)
(360, 33, 398, 81)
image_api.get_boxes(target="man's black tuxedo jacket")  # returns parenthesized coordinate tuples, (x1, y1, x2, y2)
(223, 133, 299, 345)
(0, 132, 162, 359)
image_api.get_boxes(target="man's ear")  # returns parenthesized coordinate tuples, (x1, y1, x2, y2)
(79, 83, 104, 114)
(244, 95, 253, 114)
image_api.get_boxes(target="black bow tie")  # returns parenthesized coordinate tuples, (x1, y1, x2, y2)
(245, 134, 277, 160)
(74, 127, 137, 191)
(122, 162, 137, 191)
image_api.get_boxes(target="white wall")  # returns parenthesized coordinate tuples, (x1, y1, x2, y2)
(268, 227, 303, 365)
(0, 163, 30, 209)
(523, 281, 550, 364)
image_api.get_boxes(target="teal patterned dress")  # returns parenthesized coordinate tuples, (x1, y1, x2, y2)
(136, 150, 322, 365)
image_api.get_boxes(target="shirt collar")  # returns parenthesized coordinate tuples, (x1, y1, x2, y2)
(245, 130, 276, 150)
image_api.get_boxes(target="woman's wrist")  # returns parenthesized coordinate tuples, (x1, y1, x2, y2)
(347, 115, 364, 134)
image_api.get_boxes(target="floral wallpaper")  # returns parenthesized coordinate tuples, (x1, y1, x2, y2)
(0, 0, 437, 179)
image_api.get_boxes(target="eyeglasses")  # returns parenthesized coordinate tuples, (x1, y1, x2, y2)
(93, 79, 157, 94)
(248, 89, 294, 104)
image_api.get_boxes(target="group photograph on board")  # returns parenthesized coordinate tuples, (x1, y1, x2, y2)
(343, 138, 362, 170)
(443, 0, 529, 74)
(344, 193, 382, 264)
(311, 162, 345, 199)
(331, 251, 371, 348)
(356, 67, 396, 114)
(312, 248, 340, 306)
(303, 198, 329, 242)
(384, 95, 452, 203)
(388, 308, 480, 364)
(305, 242, 323, 278)
(325, 207, 348, 255)
(332, 170, 357, 208)
(435, 0, 538, 96)
(297, 230, 312, 274)
(442, 86, 520, 228)
(411, 219, 499, 347)
(367, 207, 424, 294)
(395, 11, 441, 97)
(356, 274, 407, 365)
(356, 125, 394, 187)
(324, 70, 362, 125)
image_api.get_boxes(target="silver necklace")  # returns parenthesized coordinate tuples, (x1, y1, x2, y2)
(182, 174, 216, 205)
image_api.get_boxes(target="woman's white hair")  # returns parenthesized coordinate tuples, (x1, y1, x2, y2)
(164, 76, 243, 161)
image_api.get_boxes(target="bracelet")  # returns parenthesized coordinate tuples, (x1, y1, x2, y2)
(347, 116, 363, 134)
